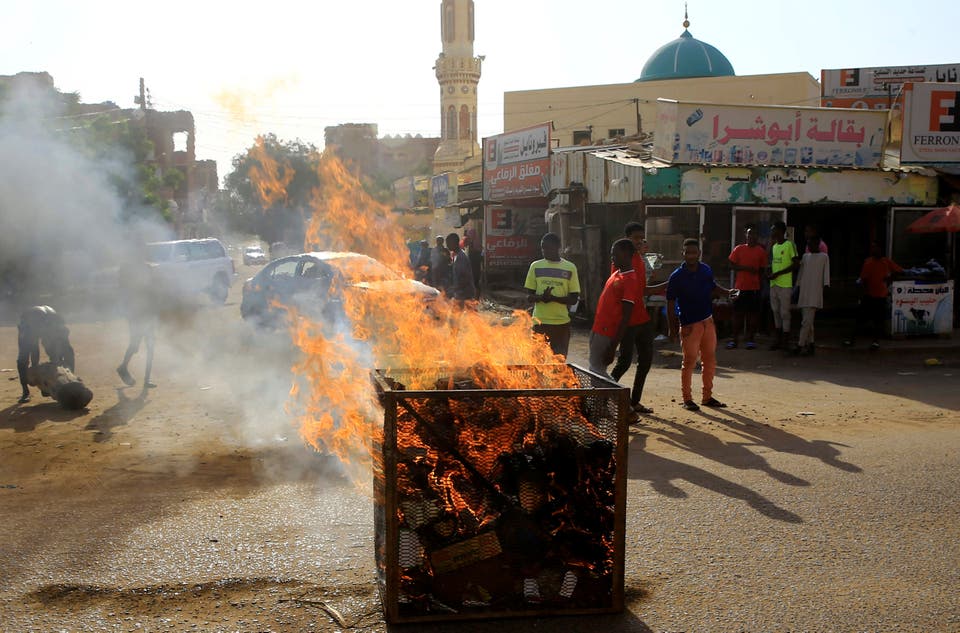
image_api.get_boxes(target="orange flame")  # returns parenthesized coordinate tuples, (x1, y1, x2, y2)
(247, 135, 294, 208)
(247, 148, 576, 485)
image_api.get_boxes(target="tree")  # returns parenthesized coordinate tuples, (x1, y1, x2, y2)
(222, 134, 322, 246)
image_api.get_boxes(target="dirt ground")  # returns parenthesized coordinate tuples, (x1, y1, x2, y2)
(1, 266, 958, 632)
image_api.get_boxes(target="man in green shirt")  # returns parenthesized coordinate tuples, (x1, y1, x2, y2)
(768, 220, 800, 350)
(525, 233, 580, 357)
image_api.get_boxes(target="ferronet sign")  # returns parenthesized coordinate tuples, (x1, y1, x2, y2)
(900, 82, 960, 164)
(821, 64, 960, 110)
(654, 99, 887, 168)
(482, 123, 552, 200)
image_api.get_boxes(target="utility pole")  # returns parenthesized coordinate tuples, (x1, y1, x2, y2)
(137, 77, 146, 111)
(635, 98, 642, 135)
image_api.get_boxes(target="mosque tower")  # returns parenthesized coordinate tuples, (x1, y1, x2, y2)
(433, 0, 482, 175)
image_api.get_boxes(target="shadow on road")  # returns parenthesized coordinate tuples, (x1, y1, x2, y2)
(627, 431, 803, 524)
(85, 387, 150, 442)
(0, 401, 87, 432)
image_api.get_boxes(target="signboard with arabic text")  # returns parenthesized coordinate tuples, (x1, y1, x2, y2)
(483, 123, 552, 200)
(891, 280, 953, 335)
(898, 82, 960, 164)
(654, 99, 886, 168)
(821, 63, 960, 110)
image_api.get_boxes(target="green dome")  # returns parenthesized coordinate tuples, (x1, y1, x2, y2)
(636, 29, 735, 82)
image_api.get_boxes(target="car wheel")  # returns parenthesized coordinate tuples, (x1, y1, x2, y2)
(210, 274, 230, 304)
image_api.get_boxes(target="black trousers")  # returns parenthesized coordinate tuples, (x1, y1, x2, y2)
(610, 321, 655, 405)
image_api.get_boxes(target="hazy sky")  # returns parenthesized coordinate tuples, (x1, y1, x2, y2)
(4, 0, 959, 180)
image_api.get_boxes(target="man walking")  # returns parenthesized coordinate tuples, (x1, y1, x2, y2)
(116, 259, 157, 389)
(667, 239, 734, 411)
(727, 226, 767, 350)
(524, 232, 580, 357)
(589, 239, 639, 379)
(609, 222, 655, 414)
(768, 221, 799, 350)
(794, 235, 830, 356)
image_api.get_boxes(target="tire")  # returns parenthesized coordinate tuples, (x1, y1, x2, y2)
(210, 274, 230, 304)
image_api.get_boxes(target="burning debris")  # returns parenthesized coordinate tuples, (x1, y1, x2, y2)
(373, 363, 628, 622)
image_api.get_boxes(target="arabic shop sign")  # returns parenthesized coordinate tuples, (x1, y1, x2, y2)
(822, 63, 960, 110)
(899, 82, 960, 164)
(679, 167, 936, 206)
(483, 123, 552, 200)
(654, 99, 886, 168)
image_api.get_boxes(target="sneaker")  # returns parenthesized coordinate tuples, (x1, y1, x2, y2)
(745, 341, 757, 350)
(725, 340, 738, 350)
(701, 397, 727, 408)
(632, 404, 653, 414)
(681, 400, 700, 411)
(870, 341, 880, 350)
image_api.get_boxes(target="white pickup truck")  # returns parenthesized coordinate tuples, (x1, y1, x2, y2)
(146, 238, 235, 304)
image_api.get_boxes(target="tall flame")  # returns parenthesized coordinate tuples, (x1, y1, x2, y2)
(248, 147, 574, 485)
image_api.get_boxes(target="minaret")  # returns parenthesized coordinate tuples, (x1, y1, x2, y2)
(433, 0, 482, 175)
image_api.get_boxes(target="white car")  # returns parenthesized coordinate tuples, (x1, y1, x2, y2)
(243, 245, 267, 265)
(146, 238, 235, 304)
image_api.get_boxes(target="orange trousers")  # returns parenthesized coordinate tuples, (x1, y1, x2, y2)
(680, 316, 716, 403)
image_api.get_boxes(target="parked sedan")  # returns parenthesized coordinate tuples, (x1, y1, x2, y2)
(243, 245, 268, 265)
(240, 252, 439, 327)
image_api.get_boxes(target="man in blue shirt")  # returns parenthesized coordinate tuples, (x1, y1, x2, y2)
(667, 239, 735, 411)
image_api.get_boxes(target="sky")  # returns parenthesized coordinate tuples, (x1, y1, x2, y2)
(3, 0, 960, 182)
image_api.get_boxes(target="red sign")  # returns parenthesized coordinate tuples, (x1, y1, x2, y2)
(483, 123, 552, 200)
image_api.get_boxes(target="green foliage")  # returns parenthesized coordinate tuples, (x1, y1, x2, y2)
(222, 133, 322, 245)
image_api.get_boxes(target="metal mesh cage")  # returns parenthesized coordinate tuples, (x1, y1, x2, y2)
(372, 363, 629, 623)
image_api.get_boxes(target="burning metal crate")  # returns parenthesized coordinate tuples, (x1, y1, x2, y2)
(372, 363, 629, 623)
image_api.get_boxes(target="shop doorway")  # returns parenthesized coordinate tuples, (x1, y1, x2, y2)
(644, 205, 703, 283)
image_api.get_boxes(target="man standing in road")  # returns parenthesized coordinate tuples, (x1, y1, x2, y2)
(609, 222, 655, 414)
(446, 232, 476, 305)
(589, 239, 638, 379)
(524, 232, 580, 357)
(768, 221, 800, 351)
(667, 239, 735, 411)
(116, 259, 157, 389)
(727, 225, 767, 350)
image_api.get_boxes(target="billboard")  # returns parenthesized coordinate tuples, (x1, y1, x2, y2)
(431, 172, 458, 209)
(891, 280, 953, 335)
(898, 82, 960, 164)
(483, 206, 545, 268)
(821, 64, 960, 110)
(483, 123, 552, 200)
(654, 99, 886, 168)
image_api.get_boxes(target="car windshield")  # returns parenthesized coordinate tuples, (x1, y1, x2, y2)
(146, 243, 173, 263)
(328, 255, 401, 283)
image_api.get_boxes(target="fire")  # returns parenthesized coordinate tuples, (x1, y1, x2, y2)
(247, 135, 294, 209)
(246, 147, 576, 484)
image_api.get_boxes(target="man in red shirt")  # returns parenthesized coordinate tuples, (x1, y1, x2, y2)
(727, 226, 768, 350)
(589, 239, 639, 379)
(844, 241, 903, 349)
(609, 222, 655, 414)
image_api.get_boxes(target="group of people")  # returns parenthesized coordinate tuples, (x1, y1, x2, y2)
(522, 219, 904, 416)
(412, 233, 481, 302)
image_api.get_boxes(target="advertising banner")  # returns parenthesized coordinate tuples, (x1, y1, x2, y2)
(899, 82, 960, 164)
(891, 280, 954, 335)
(431, 172, 458, 209)
(483, 206, 544, 268)
(653, 99, 886, 168)
(483, 123, 552, 200)
(821, 64, 960, 110)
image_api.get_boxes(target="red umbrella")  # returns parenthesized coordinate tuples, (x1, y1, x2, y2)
(906, 203, 960, 233)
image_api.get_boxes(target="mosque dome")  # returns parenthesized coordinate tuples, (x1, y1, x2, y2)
(635, 14, 735, 82)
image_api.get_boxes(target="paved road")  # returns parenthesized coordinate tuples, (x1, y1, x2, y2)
(1, 275, 958, 632)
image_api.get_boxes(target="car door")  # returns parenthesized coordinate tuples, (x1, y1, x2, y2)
(293, 258, 336, 317)
(257, 257, 301, 317)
